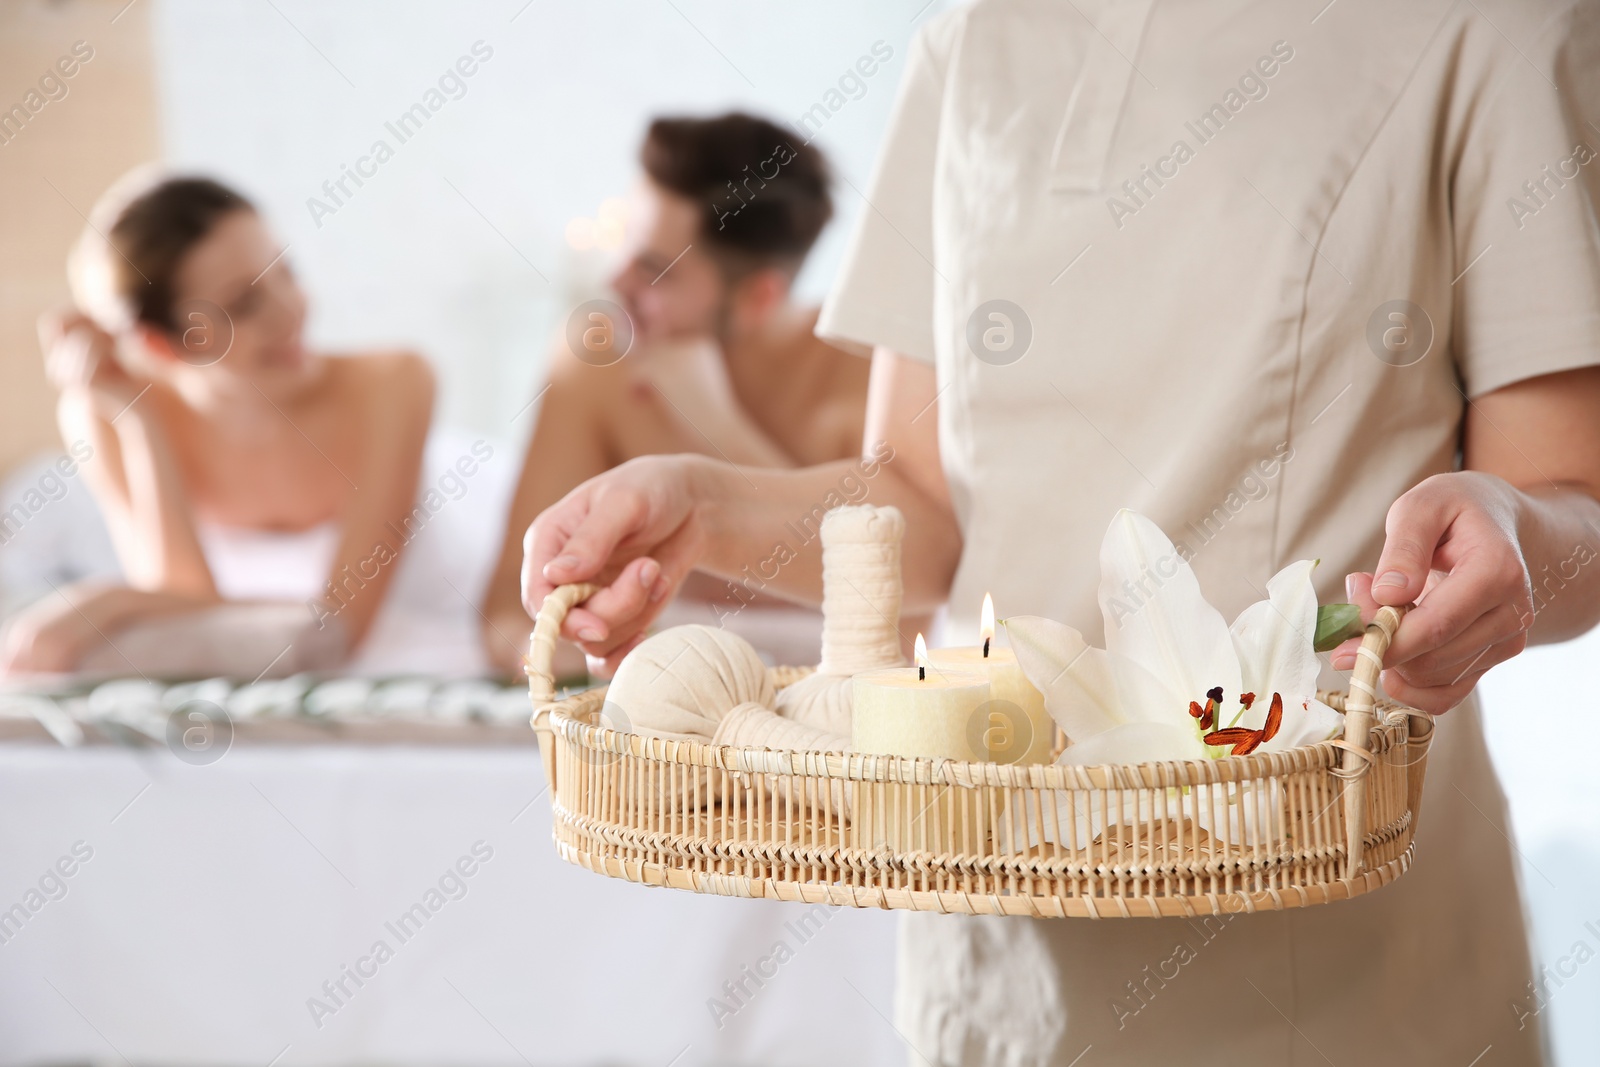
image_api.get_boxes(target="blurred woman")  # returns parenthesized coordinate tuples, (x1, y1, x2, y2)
(0, 170, 434, 676)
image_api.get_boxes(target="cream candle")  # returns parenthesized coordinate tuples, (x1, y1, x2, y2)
(929, 593, 1054, 765)
(852, 634, 991, 760)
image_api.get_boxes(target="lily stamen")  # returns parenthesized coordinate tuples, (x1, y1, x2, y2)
(1262, 692, 1284, 742)
(1201, 726, 1258, 754)
(1201, 692, 1285, 755)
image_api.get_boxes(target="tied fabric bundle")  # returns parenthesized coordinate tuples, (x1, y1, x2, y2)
(592, 505, 910, 814)
(602, 623, 846, 751)
(774, 504, 906, 734)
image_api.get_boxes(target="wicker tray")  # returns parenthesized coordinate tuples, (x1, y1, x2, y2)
(528, 584, 1433, 918)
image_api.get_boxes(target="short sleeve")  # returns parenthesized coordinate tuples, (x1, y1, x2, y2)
(815, 18, 958, 364)
(1451, 6, 1600, 398)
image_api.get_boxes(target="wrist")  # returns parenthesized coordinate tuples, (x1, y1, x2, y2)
(1505, 476, 1600, 576)
(679, 454, 742, 569)
(107, 399, 161, 435)
(67, 583, 159, 636)
(1430, 468, 1521, 537)
(1477, 470, 1570, 562)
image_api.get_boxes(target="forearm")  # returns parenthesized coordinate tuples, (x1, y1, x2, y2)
(522, 348, 955, 667)
(688, 451, 961, 612)
(63, 583, 218, 638)
(482, 604, 532, 672)
(111, 409, 217, 597)
(78, 599, 348, 678)
(483, 546, 540, 672)
(1513, 482, 1600, 643)
(676, 395, 794, 468)
(637, 341, 795, 469)
(482, 555, 528, 630)
(484, 392, 602, 629)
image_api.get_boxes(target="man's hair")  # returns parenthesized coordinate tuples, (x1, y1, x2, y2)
(641, 112, 832, 277)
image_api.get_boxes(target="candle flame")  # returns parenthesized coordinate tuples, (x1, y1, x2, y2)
(980, 592, 995, 649)
(914, 632, 929, 670)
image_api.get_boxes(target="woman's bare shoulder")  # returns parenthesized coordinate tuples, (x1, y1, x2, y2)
(328, 350, 435, 405)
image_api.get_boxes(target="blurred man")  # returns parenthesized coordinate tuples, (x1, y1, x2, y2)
(482, 112, 871, 673)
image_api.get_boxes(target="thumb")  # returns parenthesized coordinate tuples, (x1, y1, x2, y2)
(1345, 571, 1379, 620)
(1330, 572, 1377, 670)
(1370, 485, 1454, 607)
(541, 485, 648, 585)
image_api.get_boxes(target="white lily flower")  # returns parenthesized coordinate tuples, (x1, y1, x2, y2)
(1003, 509, 1345, 846)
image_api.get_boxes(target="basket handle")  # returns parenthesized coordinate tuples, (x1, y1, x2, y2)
(1340, 602, 1410, 878)
(527, 583, 600, 800)
(526, 582, 600, 706)
(1339, 603, 1407, 745)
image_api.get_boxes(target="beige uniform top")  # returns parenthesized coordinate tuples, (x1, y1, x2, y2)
(817, 1, 1600, 1063)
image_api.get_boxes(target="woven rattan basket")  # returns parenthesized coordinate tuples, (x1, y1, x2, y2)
(528, 584, 1433, 918)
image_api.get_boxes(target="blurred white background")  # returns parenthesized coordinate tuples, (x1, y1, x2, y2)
(152, 0, 940, 437)
(1480, 638, 1600, 1064)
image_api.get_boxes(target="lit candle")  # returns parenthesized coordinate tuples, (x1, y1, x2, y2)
(851, 634, 991, 760)
(928, 593, 1054, 764)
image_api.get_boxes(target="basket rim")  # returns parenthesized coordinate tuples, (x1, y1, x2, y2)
(546, 794, 1409, 878)
(535, 678, 1416, 791)
(548, 836, 1417, 918)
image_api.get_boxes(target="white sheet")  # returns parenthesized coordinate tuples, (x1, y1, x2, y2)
(0, 743, 902, 1066)
(195, 429, 518, 678)
(0, 429, 517, 679)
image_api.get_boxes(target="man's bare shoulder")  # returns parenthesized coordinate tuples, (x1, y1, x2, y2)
(809, 333, 873, 385)
(789, 330, 871, 460)
(787, 327, 871, 413)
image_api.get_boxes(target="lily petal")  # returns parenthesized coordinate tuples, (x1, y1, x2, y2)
(1108, 651, 1191, 725)
(1098, 510, 1241, 716)
(1005, 615, 1124, 740)
(1057, 721, 1207, 767)
(1263, 696, 1345, 751)
(1229, 558, 1322, 730)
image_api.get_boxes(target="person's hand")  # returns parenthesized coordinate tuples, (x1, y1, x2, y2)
(521, 454, 710, 674)
(1332, 472, 1533, 714)
(632, 337, 738, 414)
(0, 583, 121, 674)
(38, 309, 144, 420)
(628, 337, 794, 468)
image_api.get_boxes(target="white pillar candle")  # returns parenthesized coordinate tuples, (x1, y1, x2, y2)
(929, 595, 1054, 765)
(851, 635, 991, 761)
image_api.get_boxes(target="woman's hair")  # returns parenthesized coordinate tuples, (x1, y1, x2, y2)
(641, 112, 832, 278)
(69, 168, 254, 333)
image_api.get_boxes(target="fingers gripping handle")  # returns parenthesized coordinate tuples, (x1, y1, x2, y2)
(1340, 603, 1410, 878)
(1340, 603, 1408, 748)
(526, 583, 600, 706)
